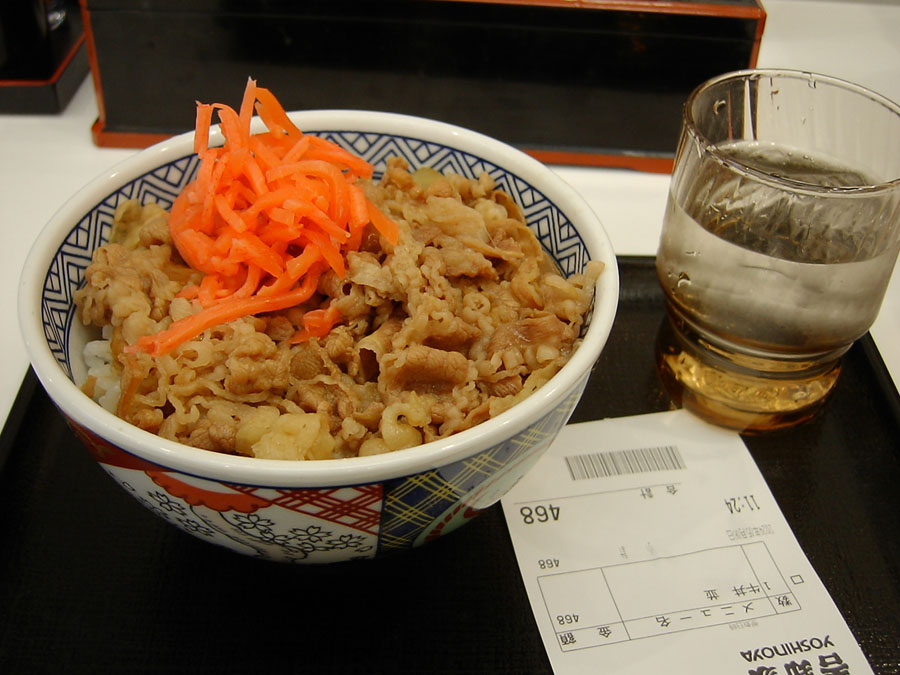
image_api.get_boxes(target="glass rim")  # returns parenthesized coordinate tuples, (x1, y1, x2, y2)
(683, 68, 900, 196)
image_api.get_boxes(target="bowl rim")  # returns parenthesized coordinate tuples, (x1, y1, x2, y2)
(19, 109, 619, 488)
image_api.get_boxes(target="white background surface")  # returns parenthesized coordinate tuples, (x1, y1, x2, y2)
(2, 0, 899, 431)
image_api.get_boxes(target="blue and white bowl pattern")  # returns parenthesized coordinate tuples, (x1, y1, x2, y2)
(28, 118, 613, 563)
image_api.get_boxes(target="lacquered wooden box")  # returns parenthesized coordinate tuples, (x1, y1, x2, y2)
(81, 0, 765, 171)
(0, 0, 89, 113)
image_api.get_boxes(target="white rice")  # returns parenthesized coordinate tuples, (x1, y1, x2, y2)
(82, 326, 121, 413)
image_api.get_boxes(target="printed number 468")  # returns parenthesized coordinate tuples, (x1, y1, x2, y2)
(520, 504, 560, 524)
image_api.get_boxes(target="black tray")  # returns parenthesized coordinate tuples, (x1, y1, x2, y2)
(2, 257, 898, 673)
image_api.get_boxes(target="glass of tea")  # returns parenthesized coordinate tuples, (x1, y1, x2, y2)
(655, 69, 900, 433)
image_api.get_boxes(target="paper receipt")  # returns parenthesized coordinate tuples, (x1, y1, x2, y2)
(501, 410, 874, 675)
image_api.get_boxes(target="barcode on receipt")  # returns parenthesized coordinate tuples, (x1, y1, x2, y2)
(564, 445, 686, 480)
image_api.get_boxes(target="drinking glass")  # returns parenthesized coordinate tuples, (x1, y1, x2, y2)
(655, 69, 900, 432)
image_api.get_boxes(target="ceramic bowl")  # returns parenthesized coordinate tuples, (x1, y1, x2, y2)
(19, 110, 619, 563)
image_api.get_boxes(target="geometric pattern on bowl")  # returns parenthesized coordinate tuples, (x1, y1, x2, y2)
(378, 387, 583, 552)
(42, 154, 201, 379)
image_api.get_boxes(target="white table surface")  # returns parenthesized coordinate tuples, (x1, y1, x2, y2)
(2, 0, 899, 432)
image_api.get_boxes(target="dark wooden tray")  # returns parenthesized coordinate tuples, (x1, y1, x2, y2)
(1, 257, 898, 673)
